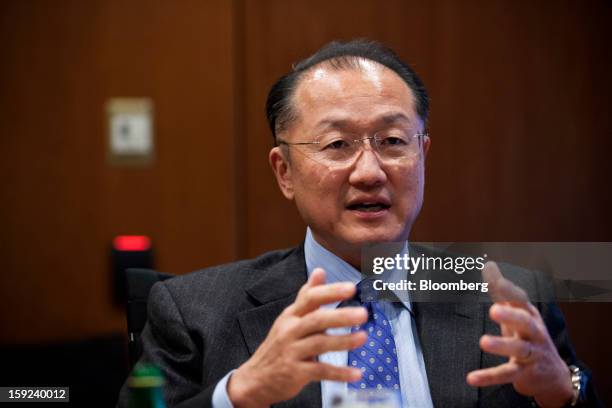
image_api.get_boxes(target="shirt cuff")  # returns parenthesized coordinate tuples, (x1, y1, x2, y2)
(212, 370, 236, 408)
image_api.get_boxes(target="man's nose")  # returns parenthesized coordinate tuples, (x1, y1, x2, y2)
(348, 147, 387, 187)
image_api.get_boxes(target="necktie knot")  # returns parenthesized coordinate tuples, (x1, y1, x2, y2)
(339, 278, 378, 309)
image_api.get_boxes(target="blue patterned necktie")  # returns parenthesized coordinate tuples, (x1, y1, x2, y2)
(347, 283, 401, 393)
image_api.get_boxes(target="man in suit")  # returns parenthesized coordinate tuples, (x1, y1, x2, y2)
(118, 40, 597, 407)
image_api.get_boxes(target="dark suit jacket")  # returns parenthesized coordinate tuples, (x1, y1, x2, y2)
(118, 245, 600, 407)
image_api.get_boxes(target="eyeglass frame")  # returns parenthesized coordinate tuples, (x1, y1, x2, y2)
(275, 131, 428, 165)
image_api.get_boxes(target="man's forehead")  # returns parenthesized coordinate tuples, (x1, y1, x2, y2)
(314, 112, 414, 132)
(293, 60, 419, 129)
(298, 59, 389, 94)
(307, 58, 384, 88)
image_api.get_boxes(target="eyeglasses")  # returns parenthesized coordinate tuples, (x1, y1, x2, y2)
(277, 130, 427, 168)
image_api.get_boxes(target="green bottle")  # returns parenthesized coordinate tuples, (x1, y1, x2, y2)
(127, 363, 167, 408)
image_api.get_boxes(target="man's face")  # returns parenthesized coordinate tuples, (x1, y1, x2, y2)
(270, 61, 430, 263)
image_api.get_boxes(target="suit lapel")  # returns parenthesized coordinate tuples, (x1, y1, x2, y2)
(414, 302, 484, 407)
(237, 245, 322, 408)
(237, 296, 296, 355)
(405, 243, 485, 406)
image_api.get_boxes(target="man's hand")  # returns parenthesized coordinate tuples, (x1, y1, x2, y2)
(467, 262, 574, 408)
(227, 268, 368, 408)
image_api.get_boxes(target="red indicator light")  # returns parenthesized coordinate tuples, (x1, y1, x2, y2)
(113, 235, 151, 251)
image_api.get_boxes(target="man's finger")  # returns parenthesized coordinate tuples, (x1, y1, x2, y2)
(292, 331, 367, 358)
(467, 361, 521, 387)
(306, 268, 327, 288)
(526, 302, 544, 322)
(489, 304, 545, 342)
(292, 281, 356, 316)
(296, 307, 367, 337)
(482, 262, 530, 304)
(301, 361, 363, 383)
(500, 320, 513, 337)
(480, 334, 534, 361)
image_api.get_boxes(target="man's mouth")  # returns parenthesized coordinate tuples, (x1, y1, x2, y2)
(347, 202, 391, 212)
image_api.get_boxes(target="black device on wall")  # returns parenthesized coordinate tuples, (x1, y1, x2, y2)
(112, 235, 154, 305)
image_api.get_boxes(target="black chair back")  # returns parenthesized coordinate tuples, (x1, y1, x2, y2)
(125, 268, 173, 369)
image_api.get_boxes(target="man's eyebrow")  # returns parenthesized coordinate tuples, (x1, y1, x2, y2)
(315, 118, 350, 131)
(314, 113, 412, 131)
(381, 113, 412, 124)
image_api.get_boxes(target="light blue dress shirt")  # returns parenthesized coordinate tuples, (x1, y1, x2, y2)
(212, 228, 433, 408)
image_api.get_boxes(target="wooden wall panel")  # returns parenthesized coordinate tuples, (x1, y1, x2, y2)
(0, 0, 236, 344)
(415, 1, 612, 242)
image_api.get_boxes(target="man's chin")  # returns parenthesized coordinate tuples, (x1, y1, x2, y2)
(340, 227, 408, 246)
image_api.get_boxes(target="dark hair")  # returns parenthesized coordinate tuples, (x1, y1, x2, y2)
(266, 39, 429, 142)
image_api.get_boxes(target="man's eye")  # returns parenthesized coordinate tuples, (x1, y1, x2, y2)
(324, 140, 350, 149)
(381, 136, 407, 146)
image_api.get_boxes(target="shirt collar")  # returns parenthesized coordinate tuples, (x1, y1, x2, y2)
(304, 228, 361, 286)
(304, 227, 412, 313)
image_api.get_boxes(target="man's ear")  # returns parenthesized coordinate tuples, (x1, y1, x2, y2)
(269, 146, 294, 200)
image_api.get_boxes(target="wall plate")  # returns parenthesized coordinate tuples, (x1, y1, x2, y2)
(106, 98, 154, 166)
